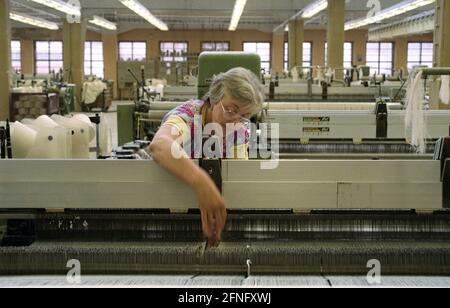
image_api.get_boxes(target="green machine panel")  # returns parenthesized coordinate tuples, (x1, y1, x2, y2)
(117, 104, 135, 146)
(197, 52, 261, 99)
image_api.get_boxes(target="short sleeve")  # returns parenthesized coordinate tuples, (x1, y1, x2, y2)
(162, 115, 191, 145)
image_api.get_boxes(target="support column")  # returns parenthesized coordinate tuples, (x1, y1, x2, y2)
(288, 20, 304, 71)
(21, 40, 34, 75)
(434, 0, 450, 67)
(433, 0, 450, 109)
(149, 33, 159, 59)
(272, 32, 285, 75)
(102, 33, 118, 99)
(394, 37, 407, 74)
(63, 20, 87, 112)
(327, 0, 345, 80)
(0, 0, 11, 119)
(231, 34, 242, 52)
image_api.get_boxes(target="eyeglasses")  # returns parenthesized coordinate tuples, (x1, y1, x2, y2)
(220, 101, 251, 124)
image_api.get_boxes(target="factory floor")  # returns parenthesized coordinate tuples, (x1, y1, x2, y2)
(0, 276, 449, 288)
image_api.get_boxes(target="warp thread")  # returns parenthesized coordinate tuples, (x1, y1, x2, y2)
(405, 70, 427, 154)
(440, 75, 450, 104)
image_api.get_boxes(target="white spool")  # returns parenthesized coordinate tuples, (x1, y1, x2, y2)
(99, 114, 113, 156)
(440, 75, 450, 104)
(72, 114, 96, 142)
(51, 115, 90, 159)
(10, 121, 38, 158)
(21, 118, 35, 125)
(34, 115, 59, 128)
(25, 124, 72, 159)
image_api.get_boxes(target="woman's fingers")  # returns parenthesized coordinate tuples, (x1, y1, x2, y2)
(201, 209, 212, 242)
(208, 212, 219, 247)
(214, 208, 227, 242)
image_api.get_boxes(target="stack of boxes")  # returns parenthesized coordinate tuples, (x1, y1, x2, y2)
(11, 93, 59, 121)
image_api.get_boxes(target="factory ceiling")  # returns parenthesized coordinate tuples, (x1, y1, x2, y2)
(9, 0, 436, 33)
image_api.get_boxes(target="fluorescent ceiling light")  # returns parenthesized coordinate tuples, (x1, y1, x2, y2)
(345, 0, 435, 31)
(10, 11, 59, 30)
(118, 0, 168, 31)
(229, 0, 247, 31)
(89, 15, 117, 31)
(30, 0, 81, 16)
(302, 0, 328, 19)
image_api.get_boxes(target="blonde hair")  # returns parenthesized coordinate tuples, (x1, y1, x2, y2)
(205, 67, 265, 115)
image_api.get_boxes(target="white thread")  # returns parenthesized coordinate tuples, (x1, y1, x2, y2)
(405, 70, 427, 154)
(440, 75, 450, 104)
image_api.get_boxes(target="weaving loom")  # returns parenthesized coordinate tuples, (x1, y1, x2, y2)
(1, 54, 450, 281)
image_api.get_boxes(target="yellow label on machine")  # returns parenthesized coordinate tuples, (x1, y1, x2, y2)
(302, 117, 330, 124)
(302, 127, 331, 134)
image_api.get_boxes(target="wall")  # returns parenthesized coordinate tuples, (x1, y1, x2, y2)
(13, 29, 100, 76)
(102, 33, 118, 98)
(394, 33, 434, 72)
(117, 29, 273, 59)
(12, 27, 435, 98)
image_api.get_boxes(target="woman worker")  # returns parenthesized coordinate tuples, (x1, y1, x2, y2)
(149, 67, 265, 248)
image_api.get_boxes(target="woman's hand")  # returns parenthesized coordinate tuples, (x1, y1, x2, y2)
(194, 172, 227, 248)
(150, 125, 227, 248)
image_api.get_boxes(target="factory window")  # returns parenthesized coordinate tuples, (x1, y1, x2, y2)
(160, 42, 188, 62)
(119, 41, 147, 61)
(324, 42, 353, 68)
(85, 41, 104, 78)
(366, 42, 393, 76)
(407, 42, 433, 70)
(11, 40, 21, 73)
(284, 42, 288, 71)
(243, 42, 271, 73)
(35, 41, 63, 75)
(283, 42, 313, 72)
(303, 42, 312, 68)
(201, 42, 230, 52)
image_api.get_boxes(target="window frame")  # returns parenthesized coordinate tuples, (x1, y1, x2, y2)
(11, 40, 21, 73)
(302, 41, 313, 68)
(242, 41, 272, 73)
(34, 40, 64, 75)
(118, 41, 147, 61)
(284, 41, 313, 71)
(159, 41, 189, 62)
(324, 41, 354, 68)
(84, 41, 104, 78)
(284, 41, 288, 71)
(407, 41, 433, 70)
(201, 41, 230, 52)
(365, 41, 395, 76)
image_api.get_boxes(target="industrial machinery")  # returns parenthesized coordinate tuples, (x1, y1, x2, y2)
(262, 102, 450, 158)
(0, 150, 449, 276)
(123, 67, 450, 160)
(11, 72, 77, 117)
(264, 65, 404, 102)
(1, 53, 450, 281)
(117, 52, 261, 145)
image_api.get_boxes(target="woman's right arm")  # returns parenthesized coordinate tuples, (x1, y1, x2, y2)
(149, 124, 227, 247)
